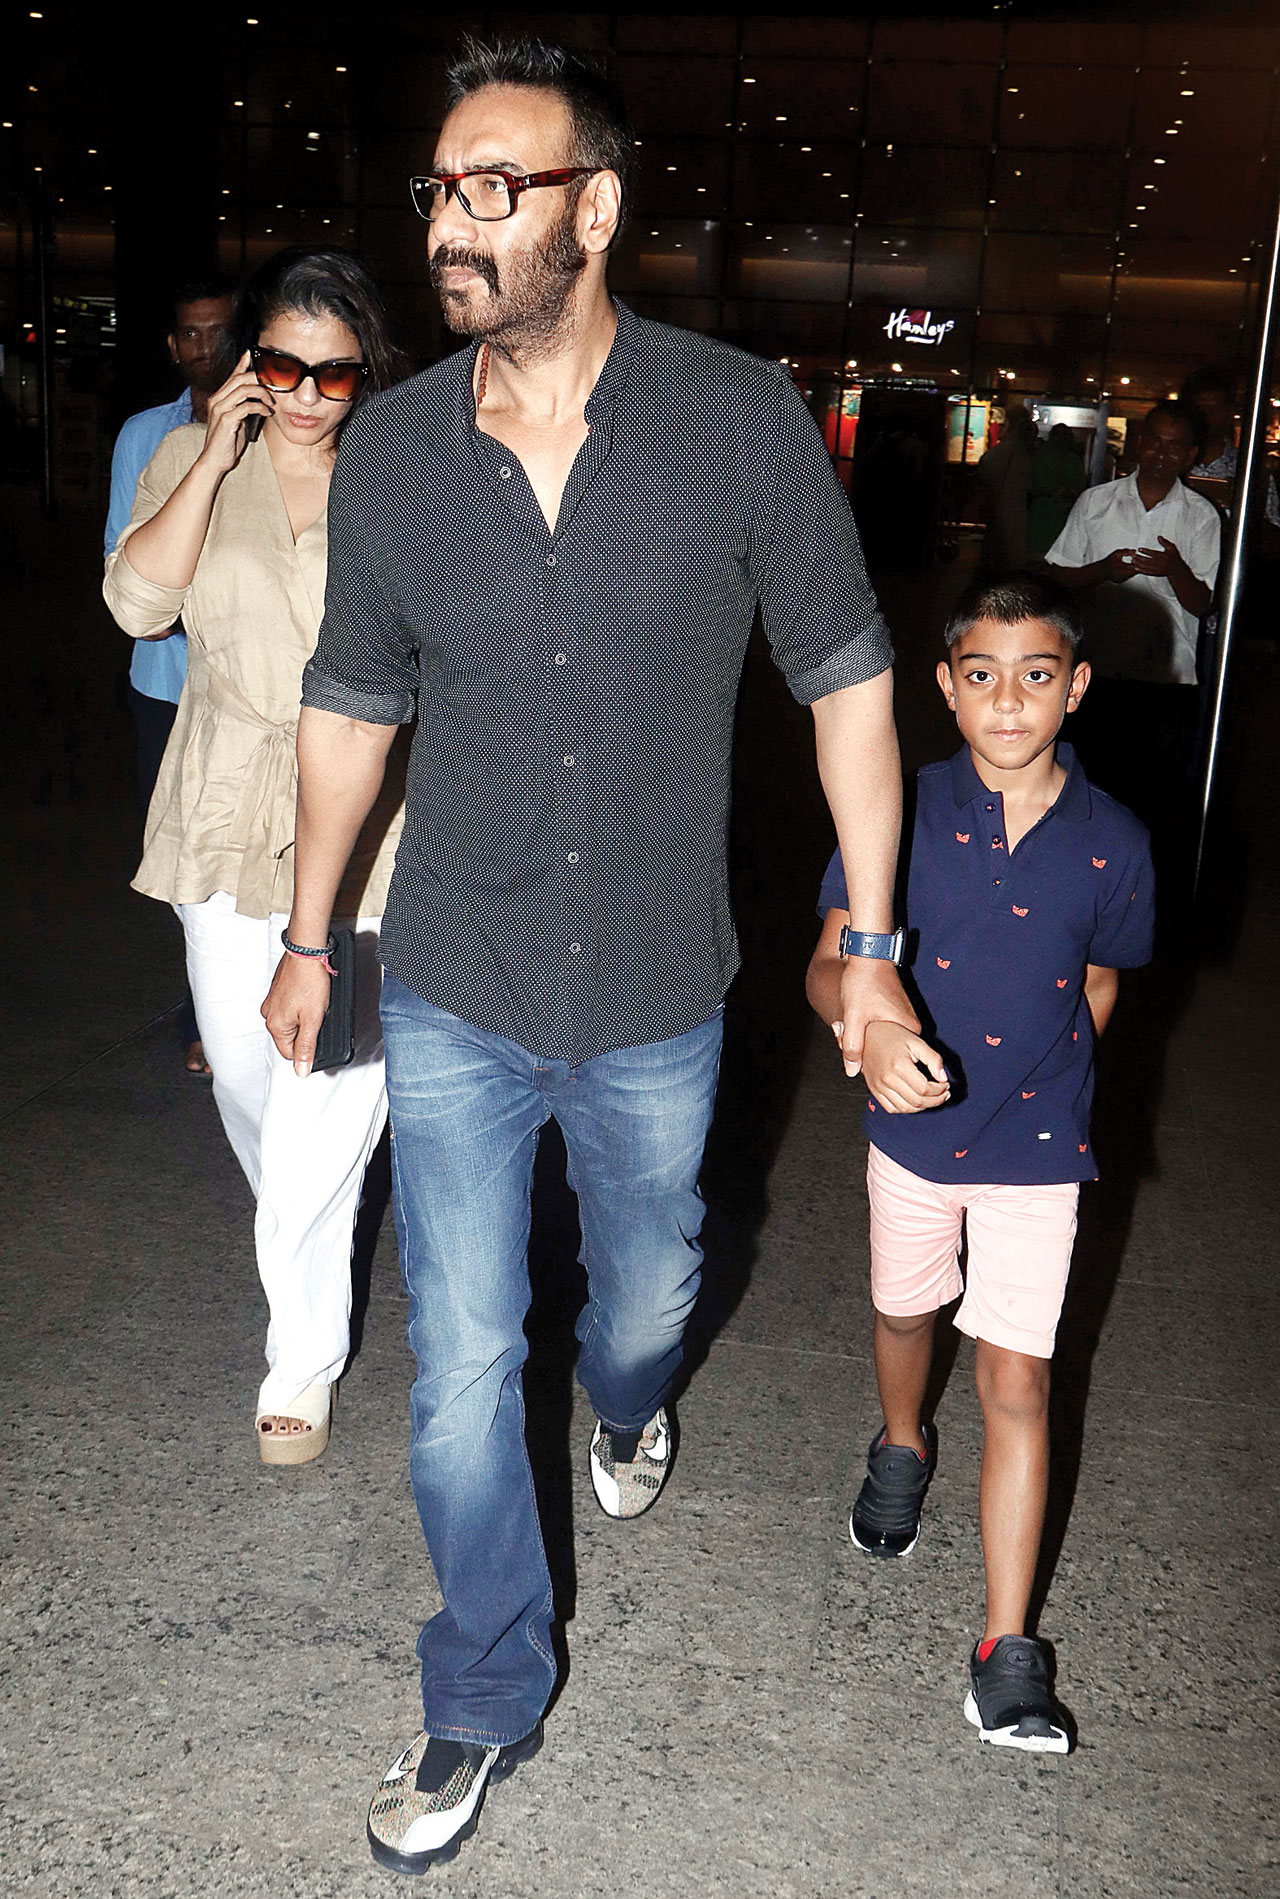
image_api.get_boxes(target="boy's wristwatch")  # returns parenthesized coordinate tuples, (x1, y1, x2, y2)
(838, 926, 905, 966)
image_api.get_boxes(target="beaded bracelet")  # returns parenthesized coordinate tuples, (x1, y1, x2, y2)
(281, 929, 338, 977)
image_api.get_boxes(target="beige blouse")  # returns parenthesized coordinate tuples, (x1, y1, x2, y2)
(104, 423, 406, 920)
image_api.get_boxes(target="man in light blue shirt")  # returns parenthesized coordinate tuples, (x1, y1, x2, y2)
(106, 281, 233, 1071)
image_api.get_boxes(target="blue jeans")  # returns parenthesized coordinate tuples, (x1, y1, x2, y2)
(380, 978, 724, 1746)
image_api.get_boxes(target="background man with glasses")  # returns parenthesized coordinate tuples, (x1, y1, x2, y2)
(262, 36, 915, 1872)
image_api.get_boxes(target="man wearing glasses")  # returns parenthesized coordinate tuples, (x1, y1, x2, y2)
(263, 37, 913, 1871)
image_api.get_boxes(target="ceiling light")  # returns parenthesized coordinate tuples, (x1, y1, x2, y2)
(892, 362, 903, 372)
(801, 146, 811, 152)
(1181, 89, 1194, 96)
(336, 66, 346, 73)
(743, 76, 756, 84)
(775, 115, 787, 122)
(1120, 376, 1130, 385)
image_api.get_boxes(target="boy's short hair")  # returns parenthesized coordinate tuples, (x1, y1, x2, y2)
(944, 573, 1084, 659)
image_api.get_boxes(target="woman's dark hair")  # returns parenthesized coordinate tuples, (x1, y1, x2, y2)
(232, 246, 404, 395)
(944, 572, 1084, 658)
(445, 36, 634, 243)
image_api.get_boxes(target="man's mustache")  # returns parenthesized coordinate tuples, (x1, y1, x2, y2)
(430, 247, 499, 294)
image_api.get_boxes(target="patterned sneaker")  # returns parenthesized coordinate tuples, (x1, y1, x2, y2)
(849, 1423, 937, 1557)
(589, 1407, 672, 1518)
(366, 1722, 543, 1873)
(964, 1636, 1071, 1753)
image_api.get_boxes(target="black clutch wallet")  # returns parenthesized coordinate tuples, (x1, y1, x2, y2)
(312, 928, 357, 1071)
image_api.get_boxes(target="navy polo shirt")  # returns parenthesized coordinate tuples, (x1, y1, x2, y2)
(819, 743, 1154, 1185)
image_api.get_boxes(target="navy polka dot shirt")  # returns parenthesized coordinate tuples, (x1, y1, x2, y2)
(304, 302, 893, 1062)
(819, 744, 1155, 1184)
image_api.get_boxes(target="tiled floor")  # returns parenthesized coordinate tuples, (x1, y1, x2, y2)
(2, 512, 1276, 1893)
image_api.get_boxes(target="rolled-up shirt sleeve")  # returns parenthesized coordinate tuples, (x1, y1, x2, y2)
(750, 376, 894, 705)
(102, 432, 193, 639)
(301, 405, 419, 726)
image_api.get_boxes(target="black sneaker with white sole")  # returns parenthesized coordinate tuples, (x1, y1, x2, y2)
(849, 1423, 937, 1557)
(964, 1636, 1071, 1753)
(366, 1722, 543, 1873)
(589, 1407, 672, 1518)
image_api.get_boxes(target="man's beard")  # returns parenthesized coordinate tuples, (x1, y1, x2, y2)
(430, 200, 588, 359)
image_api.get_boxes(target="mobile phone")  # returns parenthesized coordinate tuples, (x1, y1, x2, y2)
(244, 413, 265, 443)
(312, 928, 356, 1071)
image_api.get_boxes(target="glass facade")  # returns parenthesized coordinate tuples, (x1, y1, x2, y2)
(3, 10, 1278, 485)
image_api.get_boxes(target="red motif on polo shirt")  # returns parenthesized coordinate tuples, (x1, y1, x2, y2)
(1072, 1030, 1078, 1041)
(868, 1100, 876, 1110)
(1092, 856, 1107, 869)
(1079, 1143, 1088, 1153)
(992, 837, 1004, 850)
(1012, 905, 1028, 917)
(955, 831, 970, 844)
(936, 956, 951, 969)
(1022, 1090, 1036, 1099)
(1056, 978, 1068, 988)
(954, 1149, 968, 1159)
(986, 1034, 1002, 1046)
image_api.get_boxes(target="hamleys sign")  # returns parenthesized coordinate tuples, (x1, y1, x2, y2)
(883, 308, 956, 347)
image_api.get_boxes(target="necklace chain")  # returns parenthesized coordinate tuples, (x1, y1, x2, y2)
(475, 342, 490, 409)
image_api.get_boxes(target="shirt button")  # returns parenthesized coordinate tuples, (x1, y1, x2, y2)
(546, 551, 557, 567)
(992, 878, 1001, 887)
(569, 942, 582, 955)
(554, 653, 567, 666)
(563, 754, 575, 767)
(567, 851, 580, 864)
(499, 466, 512, 480)
(986, 803, 995, 812)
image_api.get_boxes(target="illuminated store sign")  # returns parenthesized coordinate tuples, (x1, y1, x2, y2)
(883, 307, 956, 347)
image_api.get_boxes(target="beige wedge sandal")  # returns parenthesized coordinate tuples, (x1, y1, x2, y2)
(256, 1380, 334, 1466)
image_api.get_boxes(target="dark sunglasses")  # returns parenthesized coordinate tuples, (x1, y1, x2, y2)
(250, 345, 369, 402)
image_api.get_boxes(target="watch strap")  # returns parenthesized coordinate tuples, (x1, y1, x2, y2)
(838, 925, 905, 965)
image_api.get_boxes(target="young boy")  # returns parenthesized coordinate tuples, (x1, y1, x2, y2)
(807, 572, 1154, 1752)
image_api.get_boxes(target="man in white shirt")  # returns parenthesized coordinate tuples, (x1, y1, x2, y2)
(1046, 402, 1219, 869)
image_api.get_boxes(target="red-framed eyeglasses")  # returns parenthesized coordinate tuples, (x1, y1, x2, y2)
(409, 167, 598, 223)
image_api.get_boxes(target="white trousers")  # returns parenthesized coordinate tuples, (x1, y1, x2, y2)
(177, 891, 388, 1416)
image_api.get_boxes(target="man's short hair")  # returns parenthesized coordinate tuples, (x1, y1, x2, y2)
(944, 573, 1084, 658)
(171, 280, 233, 326)
(1141, 398, 1207, 460)
(445, 36, 634, 242)
(1180, 365, 1235, 409)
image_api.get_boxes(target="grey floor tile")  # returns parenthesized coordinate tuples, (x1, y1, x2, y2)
(1058, 1750, 1276, 1898)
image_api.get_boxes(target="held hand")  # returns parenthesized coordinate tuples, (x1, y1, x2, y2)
(1129, 535, 1183, 580)
(858, 1020, 950, 1114)
(1103, 546, 1139, 582)
(261, 952, 331, 1077)
(198, 351, 274, 475)
(832, 959, 920, 1079)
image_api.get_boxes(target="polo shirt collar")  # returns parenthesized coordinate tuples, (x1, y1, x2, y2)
(948, 740, 1092, 821)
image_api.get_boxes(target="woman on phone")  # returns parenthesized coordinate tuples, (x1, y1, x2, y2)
(105, 248, 406, 1464)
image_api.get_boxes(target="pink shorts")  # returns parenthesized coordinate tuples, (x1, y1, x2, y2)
(866, 1144, 1079, 1360)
